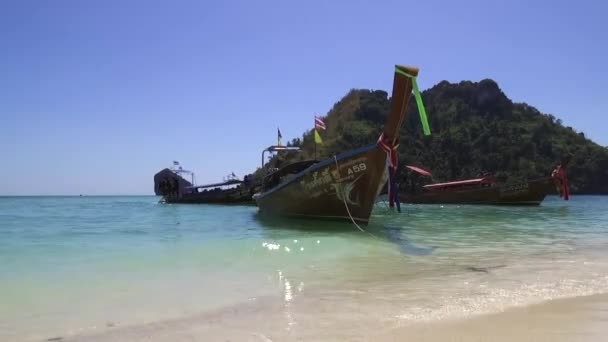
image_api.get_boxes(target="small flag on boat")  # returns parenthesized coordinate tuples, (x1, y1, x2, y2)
(314, 129, 323, 144)
(277, 128, 283, 146)
(314, 116, 324, 145)
(315, 116, 326, 131)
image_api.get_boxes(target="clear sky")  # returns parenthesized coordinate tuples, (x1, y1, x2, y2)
(1, 0, 606, 195)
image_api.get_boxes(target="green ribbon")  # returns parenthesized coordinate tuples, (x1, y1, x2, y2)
(395, 67, 431, 136)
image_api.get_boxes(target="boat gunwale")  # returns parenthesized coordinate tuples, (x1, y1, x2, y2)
(423, 178, 490, 189)
(422, 176, 552, 191)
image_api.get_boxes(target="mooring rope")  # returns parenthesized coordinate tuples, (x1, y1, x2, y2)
(333, 155, 368, 233)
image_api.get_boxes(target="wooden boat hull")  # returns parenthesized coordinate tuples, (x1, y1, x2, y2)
(154, 168, 257, 205)
(400, 178, 554, 205)
(255, 145, 388, 223)
(162, 187, 255, 205)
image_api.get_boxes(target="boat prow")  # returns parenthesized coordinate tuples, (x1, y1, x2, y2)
(254, 64, 425, 223)
(255, 144, 388, 223)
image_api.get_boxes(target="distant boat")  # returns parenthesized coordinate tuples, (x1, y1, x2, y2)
(153, 146, 302, 205)
(254, 64, 424, 224)
(153, 165, 257, 205)
(398, 166, 558, 205)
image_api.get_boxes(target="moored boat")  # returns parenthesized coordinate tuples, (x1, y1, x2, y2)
(398, 165, 565, 205)
(154, 163, 257, 204)
(400, 175, 555, 205)
(254, 64, 430, 224)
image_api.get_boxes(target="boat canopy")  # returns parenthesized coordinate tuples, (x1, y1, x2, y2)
(261, 145, 302, 168)
(187, 179, 243, 189)
(264, 145, 301, 153)
(169, 164, 196, 186)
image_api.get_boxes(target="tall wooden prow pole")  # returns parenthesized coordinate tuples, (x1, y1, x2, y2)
(383, 65, 418, 145)
(380, 65, 419, 211)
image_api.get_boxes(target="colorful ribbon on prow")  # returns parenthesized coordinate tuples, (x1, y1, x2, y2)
(394, 67, 431, 136)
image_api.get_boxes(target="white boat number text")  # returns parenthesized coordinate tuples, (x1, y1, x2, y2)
(347, 163, 367, 175)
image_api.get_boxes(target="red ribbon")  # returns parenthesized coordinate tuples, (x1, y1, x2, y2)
(552, 166, 570, 201)
(378, 133, 399, 171)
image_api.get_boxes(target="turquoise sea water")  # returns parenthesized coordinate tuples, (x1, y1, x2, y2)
(1, 196, 608, 341)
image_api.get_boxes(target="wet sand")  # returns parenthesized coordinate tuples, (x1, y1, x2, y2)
(386, 293, 608, 342)
(59, 293, 608, 342)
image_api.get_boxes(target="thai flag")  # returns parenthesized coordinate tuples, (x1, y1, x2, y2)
(315, 116, 326, 130)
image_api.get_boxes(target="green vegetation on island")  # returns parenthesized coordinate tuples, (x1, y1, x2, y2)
(272, 79, 608, 194)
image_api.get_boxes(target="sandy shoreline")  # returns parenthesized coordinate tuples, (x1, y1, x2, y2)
(52, 293, 608, 342)
(384, 293, 608, 342)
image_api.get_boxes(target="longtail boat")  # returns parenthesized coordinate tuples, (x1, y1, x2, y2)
(254, 64, 429, 224)
(154, 146, 302, 205)
(154, 164, 258, 204)
(398, 165, 568, 205)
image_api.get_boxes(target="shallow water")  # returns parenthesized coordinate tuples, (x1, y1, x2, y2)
(1, 195, 607, 341)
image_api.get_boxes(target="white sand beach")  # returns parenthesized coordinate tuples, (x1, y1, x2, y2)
(55, 293, 608, 342)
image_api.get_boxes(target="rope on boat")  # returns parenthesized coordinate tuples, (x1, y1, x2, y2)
(333, 155, 366, 233)
(332, 156, 404, 240)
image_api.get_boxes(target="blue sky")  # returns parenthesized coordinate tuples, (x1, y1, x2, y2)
(1, 0, 606, 195)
